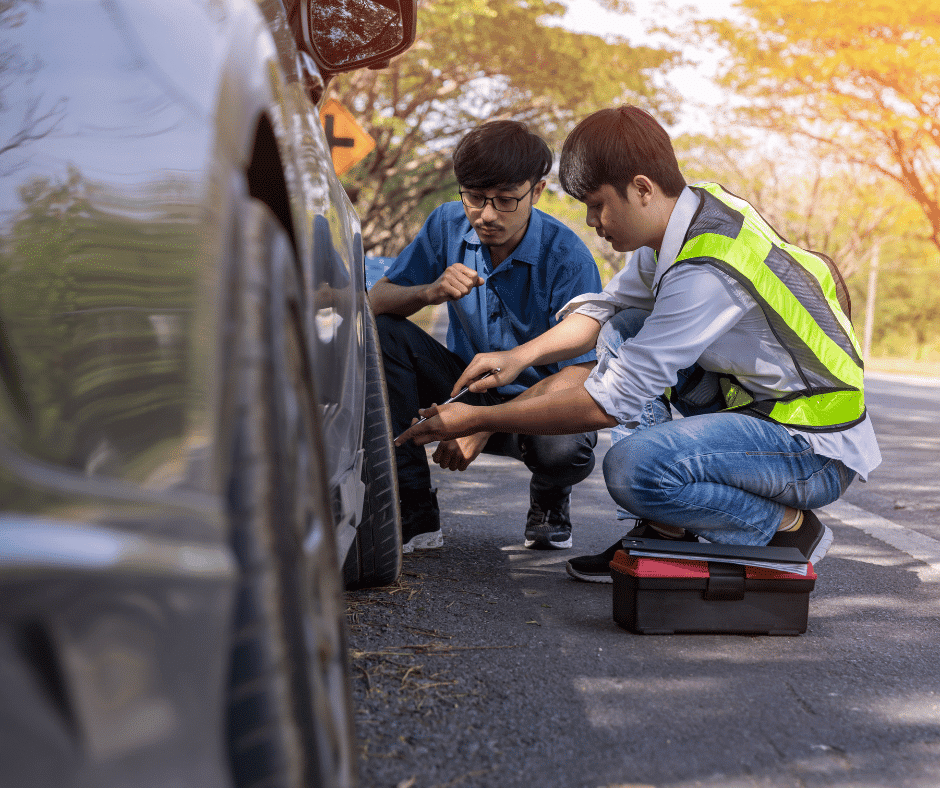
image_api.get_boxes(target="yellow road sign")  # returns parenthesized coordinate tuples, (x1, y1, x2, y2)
(319, 98, 376, 176)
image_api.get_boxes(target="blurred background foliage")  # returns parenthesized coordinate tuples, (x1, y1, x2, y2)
(331, 0, 940, 366)
(330, 0, 682, 254)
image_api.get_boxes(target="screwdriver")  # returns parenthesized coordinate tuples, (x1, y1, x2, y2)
(394, 369, 500, 442)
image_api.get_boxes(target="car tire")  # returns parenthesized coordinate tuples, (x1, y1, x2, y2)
(342, 302, 403, 590)
(224, 195, 356, 788)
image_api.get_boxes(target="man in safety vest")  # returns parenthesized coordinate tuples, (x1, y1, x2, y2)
(394, 105, 881, 583)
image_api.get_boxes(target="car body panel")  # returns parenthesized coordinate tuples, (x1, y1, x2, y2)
(0, 0, 411, 783)
(0, 514, 237, 788)
(0, 0, 367, 527)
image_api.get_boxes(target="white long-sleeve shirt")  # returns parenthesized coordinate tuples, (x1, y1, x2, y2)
(560, 186, 882, 480)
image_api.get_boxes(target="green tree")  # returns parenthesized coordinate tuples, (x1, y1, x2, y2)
(696, 0, 940, 253)
(331, 0, 682, 256)
(862, 232, 940, 361)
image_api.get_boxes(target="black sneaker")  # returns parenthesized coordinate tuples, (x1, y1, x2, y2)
(400, 488, 442, 553)
(565, 540, 622, 583)
(565, 522, 700, 583)
(524, 494, 572, 549)
(767, 509, 833, 565)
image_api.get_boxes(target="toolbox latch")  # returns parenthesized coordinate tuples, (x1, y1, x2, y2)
(704, 562, 746, 600)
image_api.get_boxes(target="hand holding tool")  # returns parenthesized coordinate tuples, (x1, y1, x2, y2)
(394, 369, 500, 442)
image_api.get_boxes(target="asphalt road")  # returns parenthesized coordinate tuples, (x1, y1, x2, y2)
(345, 372, 940, 788)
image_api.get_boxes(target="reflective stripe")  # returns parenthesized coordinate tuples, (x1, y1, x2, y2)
(721, 378, 865, 426)
(766, 390, 865, 428)
(681, 231, 863, 391)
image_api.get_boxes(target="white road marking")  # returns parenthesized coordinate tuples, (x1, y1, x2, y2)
(822, 500, 940, 583)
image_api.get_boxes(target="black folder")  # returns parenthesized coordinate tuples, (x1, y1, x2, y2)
(621, 536, 808, 565)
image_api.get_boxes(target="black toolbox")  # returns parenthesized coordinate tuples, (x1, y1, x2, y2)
(610, 540, 817, 636)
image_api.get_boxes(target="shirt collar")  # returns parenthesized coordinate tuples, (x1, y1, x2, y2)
(652, 186, 702, 290)
(462, 206, 543, 267)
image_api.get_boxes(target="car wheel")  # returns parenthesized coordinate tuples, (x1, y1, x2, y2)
(342, 302, 403, 590)
(224, 195, 356, 788)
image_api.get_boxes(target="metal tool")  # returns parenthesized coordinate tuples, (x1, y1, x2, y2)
(394, 369, 500, 442)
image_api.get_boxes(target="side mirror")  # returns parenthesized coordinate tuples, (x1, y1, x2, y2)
(299, 0, 417, 74)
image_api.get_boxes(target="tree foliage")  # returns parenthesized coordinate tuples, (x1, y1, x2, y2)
(329, 0, 682, 256)
(675, 132, 940, 358)
(676, 133, 899, 280)
(697, 0, 940, 253)
(873, 237, 940, 359)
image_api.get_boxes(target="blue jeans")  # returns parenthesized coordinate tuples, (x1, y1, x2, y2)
(598, 309, 856, 545)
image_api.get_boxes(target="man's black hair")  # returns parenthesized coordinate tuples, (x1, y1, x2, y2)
(452, 120, 552, 190)
(559, 106, 686, 200)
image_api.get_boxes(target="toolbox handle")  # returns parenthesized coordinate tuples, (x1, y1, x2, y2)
(704, 562, 746, 600)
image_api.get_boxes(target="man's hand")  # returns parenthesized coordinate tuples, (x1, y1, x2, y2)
(369, 265, 484, 318)
(394, 402, 481, 447)
(425, 264, 485, 305)
(452, 349, 527, 396)
(432, 431, 492, 472)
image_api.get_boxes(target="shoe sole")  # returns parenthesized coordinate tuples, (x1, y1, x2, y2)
(402, 530, 443, 553)
(565, 563, 613, 583)
(809, 524, 834, 565)
(767, 510, 833, 565)
(524, 535, 573, 550)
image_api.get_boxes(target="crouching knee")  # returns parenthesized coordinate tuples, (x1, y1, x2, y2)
(525, 432, 597, 486)
(602, 433, 663, 516)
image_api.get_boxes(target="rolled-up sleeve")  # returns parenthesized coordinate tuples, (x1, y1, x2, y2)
(584, 266, 747, 425)
(558, 293, 620, 325)
(557, 248, 658, 324)
(546, 243, 604, 368)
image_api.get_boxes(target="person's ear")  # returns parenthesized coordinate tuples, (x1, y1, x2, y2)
(633, 175, 655, 205)
(530, 179, 547, 205)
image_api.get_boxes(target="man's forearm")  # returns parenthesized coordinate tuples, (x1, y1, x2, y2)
(394, 374, 616, 448)
(474, 382, 616, 436)
(369, 277, 429, 317)
(509, 313, 603, 369)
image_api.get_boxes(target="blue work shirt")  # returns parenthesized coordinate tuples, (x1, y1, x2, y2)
(384, 201, 602, 396)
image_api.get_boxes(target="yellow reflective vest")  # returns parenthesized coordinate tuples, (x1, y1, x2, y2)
(667, 183, 866, 432)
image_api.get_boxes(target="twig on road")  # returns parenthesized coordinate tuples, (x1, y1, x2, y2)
(401, 624, 453, 639)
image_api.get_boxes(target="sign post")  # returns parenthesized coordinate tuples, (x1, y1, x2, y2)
(319, 98, 376, 176)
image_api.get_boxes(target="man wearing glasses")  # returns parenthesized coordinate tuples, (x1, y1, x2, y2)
(370, 120, 603, 554)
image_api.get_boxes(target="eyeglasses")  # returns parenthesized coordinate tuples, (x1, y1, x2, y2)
(459, 183, 535, 213)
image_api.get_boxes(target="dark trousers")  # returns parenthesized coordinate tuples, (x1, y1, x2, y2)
(376, 313, 597, 501)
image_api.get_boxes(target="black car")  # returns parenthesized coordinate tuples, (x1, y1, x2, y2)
(0, 0, 414, 785)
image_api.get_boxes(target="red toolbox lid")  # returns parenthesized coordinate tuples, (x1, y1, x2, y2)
(610, 550, 817, 580)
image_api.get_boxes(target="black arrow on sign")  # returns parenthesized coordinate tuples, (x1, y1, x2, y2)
(324, 114, 355, 154)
